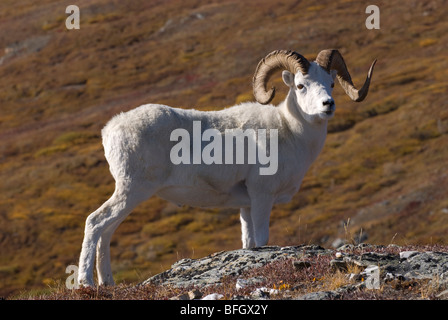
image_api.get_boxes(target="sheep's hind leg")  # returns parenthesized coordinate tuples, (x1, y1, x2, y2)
(95, 217, 125, 286)
(78, 184, 153, 287)
(240, 207, 255, 248)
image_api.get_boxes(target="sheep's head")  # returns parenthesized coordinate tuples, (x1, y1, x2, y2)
(253, 49, 376, 123)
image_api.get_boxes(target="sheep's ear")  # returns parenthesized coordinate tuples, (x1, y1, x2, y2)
(331, 69, 337, 80)
(282, 70, 295, 87)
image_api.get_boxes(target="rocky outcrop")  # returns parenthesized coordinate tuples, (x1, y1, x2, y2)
(143, 245, 327, 288)
(142, 244, 448, 300)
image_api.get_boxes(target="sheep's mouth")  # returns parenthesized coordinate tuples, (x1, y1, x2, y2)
(322, 108, 335, 116)
(322, 105, 335, 117)
(319, 109, 335, 119)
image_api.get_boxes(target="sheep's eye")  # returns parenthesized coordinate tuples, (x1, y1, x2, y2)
(297, 84, 304, 90)
(331, 83, 335, 88)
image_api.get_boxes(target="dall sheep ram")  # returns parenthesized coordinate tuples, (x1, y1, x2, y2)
(78, 49, 376, 286)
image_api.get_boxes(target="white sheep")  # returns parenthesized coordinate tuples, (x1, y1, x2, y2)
(78, 49, 376, 286)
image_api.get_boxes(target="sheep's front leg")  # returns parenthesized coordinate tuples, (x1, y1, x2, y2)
(249, 195, 274, 247)
(240, 207, 255, 248)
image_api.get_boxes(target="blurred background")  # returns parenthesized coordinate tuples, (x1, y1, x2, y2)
(0, 0, 447, 297)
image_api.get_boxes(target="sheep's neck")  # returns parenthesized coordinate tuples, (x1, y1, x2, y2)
(279, 93, 328, 164)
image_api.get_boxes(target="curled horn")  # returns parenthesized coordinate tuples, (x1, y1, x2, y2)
(315, 49, 376, 102)
(253, 50, 310, 105)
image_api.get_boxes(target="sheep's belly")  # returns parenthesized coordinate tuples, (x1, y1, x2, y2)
(156, 185, 251, 208)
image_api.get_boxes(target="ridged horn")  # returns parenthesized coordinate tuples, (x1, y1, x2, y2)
(315, 49, 376, 102)
(253, 50, 310, 105)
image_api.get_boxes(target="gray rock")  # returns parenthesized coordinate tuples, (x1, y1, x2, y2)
(188, 289, 203, 299)
(399, 251, 419, 259)
(169, 293, 190, 300)
(296, 290, 341, 300)
(141, 244, 448, 299)
(201, 293, 223, 300)
(345, 252, 399, 268)
(338, 244, 355, 251)
(236, 277, 266, 290)
(399, 252, 448, 280)
(142, 245, 332, 288)
(250, 287, 271, 299)
(385, 272, 406, 282)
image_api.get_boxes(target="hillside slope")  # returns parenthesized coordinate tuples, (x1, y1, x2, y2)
(1, 0, 447, 297)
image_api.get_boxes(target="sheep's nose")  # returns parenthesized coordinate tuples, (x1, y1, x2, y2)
(323, 99, 335, 108)
(323, 99, 335, 114)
